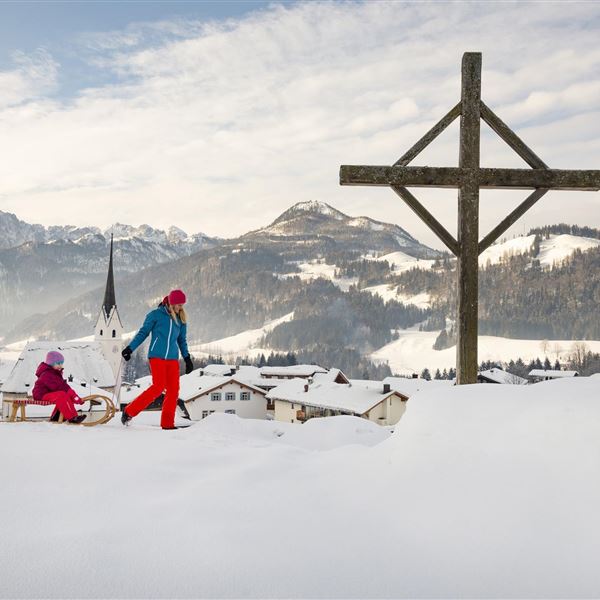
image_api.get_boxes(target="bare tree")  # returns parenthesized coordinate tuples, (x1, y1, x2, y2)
(569, 342, 589, 371)
(552, 343, 563, 362)
(540, 339, 549, 357)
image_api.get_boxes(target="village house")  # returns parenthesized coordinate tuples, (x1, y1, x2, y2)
(259, 364, 328, 380)
(477, 368, 528, 385)
(383, 376, 453, 397)
(528, 369, 579, 383)
(267, 376, 408, 426)
(177, 371, 268, 421)
(191, 363, 333, 412)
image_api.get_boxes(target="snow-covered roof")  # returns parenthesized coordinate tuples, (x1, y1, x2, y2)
(260, 364, 328, 378)
(313, 368, 350, 384)
(194, 364, 273, 389)
(119, 374, 153, 404)
(383, 376, 453, 398)
(0, 360, 16, 384)
(266, 378, 402, 415)
(529, 369, 579, 379)
(201, 364, 237, 376)
(479, 368, 528, 385)
(1, 341, 115, 394)
(179, 373, 266, 402)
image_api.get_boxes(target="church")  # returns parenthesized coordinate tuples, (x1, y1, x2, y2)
(94, 235, 124, 379)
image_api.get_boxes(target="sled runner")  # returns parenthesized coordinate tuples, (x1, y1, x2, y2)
(6, 394, 116, 427)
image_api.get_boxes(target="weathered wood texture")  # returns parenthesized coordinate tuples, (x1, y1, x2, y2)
(340, 165, 600, 190)
(456, 52, 481, 385)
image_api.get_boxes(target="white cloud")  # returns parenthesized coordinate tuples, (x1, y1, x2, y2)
(0, 48, 59, 109)
(0, 1, 599, 249)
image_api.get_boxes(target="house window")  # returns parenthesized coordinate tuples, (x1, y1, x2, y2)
(240, 391, 250, 401)
(225, 409, 236, 415)
(100, 329, 103, 336)
(202, 410, 209, 419)
(225, 392, 236, 401)
(112, 330, 116, 338)
(211, 392, 221, 401)
(291, 403, 294, 410)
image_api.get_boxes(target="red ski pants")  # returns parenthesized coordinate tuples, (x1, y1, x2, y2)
(125, 358, 180, 428)
(45, 391, 78, 420)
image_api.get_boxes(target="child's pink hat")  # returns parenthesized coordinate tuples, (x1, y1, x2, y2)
(46, 351, 64, 365)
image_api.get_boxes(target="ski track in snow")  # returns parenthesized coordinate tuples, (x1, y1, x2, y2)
(3, 378, 600, 597)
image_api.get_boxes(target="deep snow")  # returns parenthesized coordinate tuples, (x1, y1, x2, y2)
(3, 377, 600, 598)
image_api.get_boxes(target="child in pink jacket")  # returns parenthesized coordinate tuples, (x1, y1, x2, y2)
(32, 351, 86, 424)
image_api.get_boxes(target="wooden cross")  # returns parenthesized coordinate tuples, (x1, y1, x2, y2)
(340, 52, 600, 384)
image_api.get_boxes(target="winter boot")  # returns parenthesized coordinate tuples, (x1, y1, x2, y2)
(68, 415, 87, 424)
(49, 410, 60, 422)
(121, 410, 133, 426)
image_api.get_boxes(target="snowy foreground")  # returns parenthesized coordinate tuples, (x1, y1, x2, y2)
(3, 379, 600, 598)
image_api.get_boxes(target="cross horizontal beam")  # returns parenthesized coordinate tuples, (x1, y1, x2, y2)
(339, 165, 600, 191)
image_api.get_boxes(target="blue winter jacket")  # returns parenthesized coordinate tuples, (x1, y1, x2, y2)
(129, 305, 190, 361)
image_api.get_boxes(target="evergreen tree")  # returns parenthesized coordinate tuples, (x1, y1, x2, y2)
(421, 368, 431, 381)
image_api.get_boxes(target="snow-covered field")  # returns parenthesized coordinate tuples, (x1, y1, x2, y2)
(366, 250, 436, 273)
(479, 233, 600, 268)
(190, 312, 294, 359)
(371, 328, 600, 375)
(278, 260, 358, 291)
(3, 377, 600, 598)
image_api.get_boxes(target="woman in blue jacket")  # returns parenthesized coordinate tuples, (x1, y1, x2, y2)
(120, 289, 194, 429)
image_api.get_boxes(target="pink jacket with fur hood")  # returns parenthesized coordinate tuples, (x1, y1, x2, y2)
(32, 362, 78, 401)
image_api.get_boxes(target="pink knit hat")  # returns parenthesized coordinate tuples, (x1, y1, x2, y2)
(168, 289, 187, 305)
(46, 351, 64, 365)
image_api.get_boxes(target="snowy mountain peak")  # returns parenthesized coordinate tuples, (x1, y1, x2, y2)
(289, 200, 347, 219)
(243, 201, 441, 259)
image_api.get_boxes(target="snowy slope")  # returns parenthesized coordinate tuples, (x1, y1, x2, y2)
(479, 234, 536, 265)
(4, 378, 600, 597)
(367, 250, 436, 273)
(538, 233, 600, 266)
(479, 233, 600, 267)
(278, 260, 358, 291)
(190, 312, 295, 357)
(371, 327, 600, 375)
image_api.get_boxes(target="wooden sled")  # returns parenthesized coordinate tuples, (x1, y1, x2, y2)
(7, 394, 116, 427)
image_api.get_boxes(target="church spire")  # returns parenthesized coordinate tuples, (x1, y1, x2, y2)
(102, 234, 116, 318)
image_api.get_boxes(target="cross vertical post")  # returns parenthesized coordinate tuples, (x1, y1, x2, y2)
(457, 52, 481, 384)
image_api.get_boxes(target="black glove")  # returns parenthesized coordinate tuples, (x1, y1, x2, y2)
(121, 346, 132, 362)
(184, 355, 194, 375)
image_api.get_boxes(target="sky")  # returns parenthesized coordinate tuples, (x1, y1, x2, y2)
(0, 0, 599, 250)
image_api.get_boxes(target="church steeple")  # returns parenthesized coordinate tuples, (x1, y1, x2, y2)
(95, 233, 124, 379)
(102, 234, 116, 318)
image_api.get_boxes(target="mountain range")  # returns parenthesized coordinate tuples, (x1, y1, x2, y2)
(1, 203, 599, 378)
